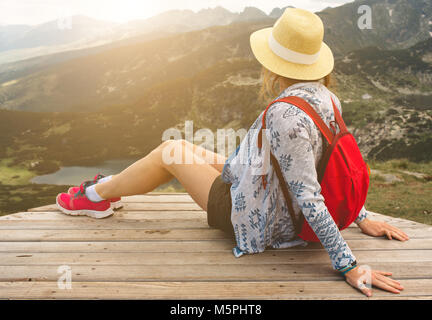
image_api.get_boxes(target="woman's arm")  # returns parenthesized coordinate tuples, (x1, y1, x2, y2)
(267, 103, 356, 270)
(267, 102, 404, 296)
(355, 206, 368, 224)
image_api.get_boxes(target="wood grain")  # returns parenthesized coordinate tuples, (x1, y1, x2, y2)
(0, 193, 431, 299)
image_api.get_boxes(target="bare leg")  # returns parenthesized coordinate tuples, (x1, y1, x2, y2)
(95, 140, 224, 211)
(109, 141, 226, 180)
(183, 141, 227, 173)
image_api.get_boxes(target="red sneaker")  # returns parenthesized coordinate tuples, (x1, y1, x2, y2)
(56, 182, 114, 219)
(67, 186, 122, 210)
(67, 174, 123, 210)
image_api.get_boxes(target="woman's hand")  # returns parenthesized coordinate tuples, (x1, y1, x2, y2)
(344, 265, 404, 297)
(357, 218, 409, 241)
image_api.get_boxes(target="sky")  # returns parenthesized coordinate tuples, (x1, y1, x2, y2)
(0, 0, 355, 26)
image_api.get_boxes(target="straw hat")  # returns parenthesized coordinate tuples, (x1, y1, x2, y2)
(250, 8, 334, 80)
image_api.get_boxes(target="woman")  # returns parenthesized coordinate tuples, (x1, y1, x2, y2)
(56, 8, 409, 297)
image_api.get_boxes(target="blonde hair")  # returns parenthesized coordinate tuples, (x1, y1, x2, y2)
(259, 67, 333, 101)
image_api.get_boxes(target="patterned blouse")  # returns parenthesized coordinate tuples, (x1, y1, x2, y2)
(221, 81, 368, 270)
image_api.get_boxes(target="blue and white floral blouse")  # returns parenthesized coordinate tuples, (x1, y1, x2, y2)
(221, 81, 368, 270)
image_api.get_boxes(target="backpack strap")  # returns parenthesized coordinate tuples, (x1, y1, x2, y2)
(330, 97, 348, 133)
(270, 152, 303, 235)
(257, 95, 347, 237)
(257, 96, 342, 190)
(258, 96, 334, 149)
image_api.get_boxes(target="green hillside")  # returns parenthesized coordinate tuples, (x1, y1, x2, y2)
(319, 0, 432, 55)
(2, 37, 430, 176)
(334, 38, 432, 161)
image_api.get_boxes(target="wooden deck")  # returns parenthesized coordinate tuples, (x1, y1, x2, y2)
(0, 192, 431, 299)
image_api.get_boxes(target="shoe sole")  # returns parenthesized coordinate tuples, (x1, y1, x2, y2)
(56, 196, 114, 219)
(112, 201, 123, 210)
(67, 187, 123, 211)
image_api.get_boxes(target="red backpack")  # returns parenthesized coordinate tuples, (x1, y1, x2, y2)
(257, 96, 370, 242)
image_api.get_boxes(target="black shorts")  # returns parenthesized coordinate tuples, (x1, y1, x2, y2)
(207, 175, 235, 239)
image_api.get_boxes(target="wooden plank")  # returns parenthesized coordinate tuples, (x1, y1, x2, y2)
(25, 193, 192, 211)
(0, 229, 229, 241)
(0, 262, 430, 282)
(28, 202, 202, 212)
(0, 211, 426, 236)
(4, 193, 430, 300)
(21, 199, 429, 229)
(18, 210, 429, 231)
(0, 238, 429, 253)
(0, 219, 210, 230)
(121, 194, 194, 203)
(0, 217, 424, 231)
(0, 211, 205, 220)
(0, 240, 235, 253)
(0, 279, 431, 299)
(0, 226, 430, 241)
(0, 250, 431, 266)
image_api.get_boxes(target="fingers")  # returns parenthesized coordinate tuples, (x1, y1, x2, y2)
(374, 270, 392, 276)
(386, 229, 409, 241)
(384, 223, 410, 241)
(373, 277, 401, 294)
(360, 286, 372, 297)
(346, 267, 404, 297)
(392, 231, 409, 241)
(371, 271, 404, 294)
(391, 228, 410, 241)
(385, 230, 392, 240)
(375, 273, 404, 290)
(387, 224, 409, 239)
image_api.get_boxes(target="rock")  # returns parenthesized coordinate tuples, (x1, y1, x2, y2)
(401, 170, 428, 180)
(370, 169, 403, 184)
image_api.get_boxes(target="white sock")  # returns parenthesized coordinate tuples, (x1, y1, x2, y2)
(98, 175, 112, 184)
(85, 184, 105, 202)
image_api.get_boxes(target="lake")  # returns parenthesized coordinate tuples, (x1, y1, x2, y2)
(30, 159, 185, 191)
(31, 159, 138, 185)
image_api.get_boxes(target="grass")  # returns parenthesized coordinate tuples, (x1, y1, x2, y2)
(368, 159, 432, 176)
(0, 159, 430, 227)
(0, 183, 72, 216)
(0, 158, 36, 185)
(365, 159, 432, 225)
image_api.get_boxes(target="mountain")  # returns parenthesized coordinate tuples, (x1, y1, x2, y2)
(319, 0, 432, 56)
(123, 7, 234, 35)
(0, 31, 172, 85)
(1, 0, 431, 65)
(269, 6, 295, 18)
(0, 6, 271, 65)
(0, 16, 116, 52)
(0, 20, 271, 112)
(1, 0, 430, 85)
(237, 7, 268, 21)
(0, 35, 430, 180)
(0, 25, 32, 50)
(334, 38, 432, 161)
